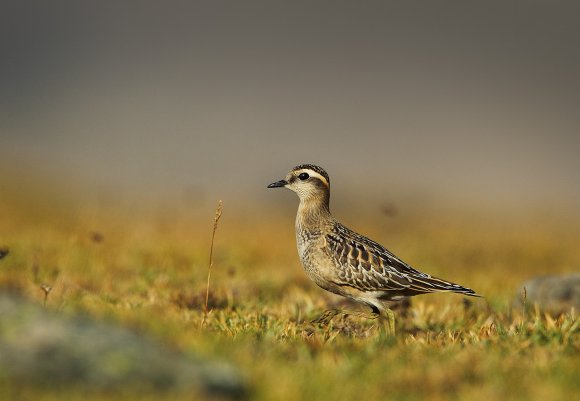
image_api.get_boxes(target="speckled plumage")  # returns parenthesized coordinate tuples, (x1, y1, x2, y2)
(268, 164, 481, 317)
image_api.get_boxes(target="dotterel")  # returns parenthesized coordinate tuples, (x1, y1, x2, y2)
(268, 164, 481, 331)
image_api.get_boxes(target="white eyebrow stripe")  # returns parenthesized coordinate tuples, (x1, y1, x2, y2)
(298, 169, 329, 186)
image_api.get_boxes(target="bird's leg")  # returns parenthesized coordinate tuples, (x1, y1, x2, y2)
(380, 307, 396, 336)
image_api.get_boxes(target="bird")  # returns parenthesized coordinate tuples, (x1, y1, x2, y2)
(267, 164, 481, 333)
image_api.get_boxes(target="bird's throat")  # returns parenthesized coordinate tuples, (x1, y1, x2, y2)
(296, 198, 331, 229)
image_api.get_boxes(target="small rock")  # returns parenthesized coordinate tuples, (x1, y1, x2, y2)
(514, 273, 580, 316)
(0, 291, 246, 398)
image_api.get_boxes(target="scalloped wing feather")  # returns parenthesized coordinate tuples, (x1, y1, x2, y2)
(325, 224, 479, 298)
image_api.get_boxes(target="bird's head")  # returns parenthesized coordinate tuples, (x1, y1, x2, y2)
(268, 164, 331, 204)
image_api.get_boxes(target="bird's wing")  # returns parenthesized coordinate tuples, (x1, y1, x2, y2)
(324, 224, 479, 297)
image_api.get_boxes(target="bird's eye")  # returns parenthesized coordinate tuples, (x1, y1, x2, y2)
(298, 172, 309, 181)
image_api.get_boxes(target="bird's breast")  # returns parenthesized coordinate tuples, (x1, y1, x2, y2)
(295, 229, 318, 265)
(295, 228, 333, 277)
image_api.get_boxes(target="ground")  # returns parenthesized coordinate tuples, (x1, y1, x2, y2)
(0, 183, 578, 401)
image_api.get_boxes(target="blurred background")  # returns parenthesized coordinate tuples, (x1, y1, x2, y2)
(1, 0, 579, 217)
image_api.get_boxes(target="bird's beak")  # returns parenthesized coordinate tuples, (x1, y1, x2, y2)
(267, 179, 288, 188)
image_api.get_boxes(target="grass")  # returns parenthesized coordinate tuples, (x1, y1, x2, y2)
(0, 179, 578, 400)
(201, 199, 223, 329)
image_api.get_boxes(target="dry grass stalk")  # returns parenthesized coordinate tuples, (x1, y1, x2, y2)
(200, 200, 223, 329)
(40, 283, 52, 307)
